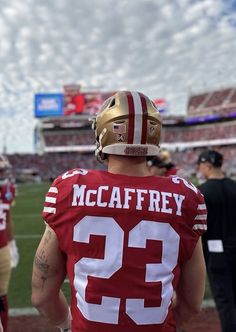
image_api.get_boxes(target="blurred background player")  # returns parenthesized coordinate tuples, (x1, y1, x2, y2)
(0, 154, 19, 331)
(148, 148, 179, 176)
(32, 91, 207, 332)
(197, 150, 236, 332)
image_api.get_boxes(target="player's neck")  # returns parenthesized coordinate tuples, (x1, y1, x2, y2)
(107, 155, 150, 177)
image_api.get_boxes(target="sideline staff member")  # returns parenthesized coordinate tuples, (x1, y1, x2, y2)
(197, 149, 236, 332)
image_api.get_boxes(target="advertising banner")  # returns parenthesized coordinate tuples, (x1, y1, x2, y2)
(35, 94, 64, 118)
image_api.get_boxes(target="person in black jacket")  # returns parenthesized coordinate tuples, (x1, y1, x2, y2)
(197, 149, 236, 332)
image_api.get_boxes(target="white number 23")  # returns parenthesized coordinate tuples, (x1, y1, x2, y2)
(73, 216, 179, 325)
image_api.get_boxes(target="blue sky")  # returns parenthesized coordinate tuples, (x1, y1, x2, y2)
(0, 0, 236, 153)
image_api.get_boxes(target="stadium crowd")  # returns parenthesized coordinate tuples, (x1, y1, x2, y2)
(188, 87, 236, 116)
(4, 144, 236, 183)
(43, 130, 94, 147)
(163, 121, 236, 143)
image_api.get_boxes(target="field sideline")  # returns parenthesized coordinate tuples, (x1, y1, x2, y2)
(9, 181, 213, 314)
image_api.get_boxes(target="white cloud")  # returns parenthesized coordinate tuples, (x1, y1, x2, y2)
(0, 0, 236, 153)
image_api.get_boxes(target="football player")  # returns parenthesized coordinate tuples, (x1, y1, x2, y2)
(148, 148, 180, 177)
(0, 154, 19, 331)
(32, 91, 207, 332)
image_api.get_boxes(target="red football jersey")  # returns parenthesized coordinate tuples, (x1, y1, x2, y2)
(0, 181, 16, 248)
(164, 167, 179, 177)
(42, 169, 207, 332)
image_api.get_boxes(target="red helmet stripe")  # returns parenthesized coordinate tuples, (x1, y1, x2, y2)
(139, 93, 148, 144)
(126, 92, 135, 144)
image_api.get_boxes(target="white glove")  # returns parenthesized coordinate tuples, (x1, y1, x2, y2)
(9, 239, 20, 268)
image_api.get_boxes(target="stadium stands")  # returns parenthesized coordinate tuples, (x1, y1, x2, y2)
(187, 87, 236, 116)
(204, 88, 232, 108)
(8, 152, 105, 181)
(5, 86, 236, 182)
(43, 130, 94, 147)
(163, 120, 236, 143)
(7, 144, 236, 182)
(230, 89, 236, 104)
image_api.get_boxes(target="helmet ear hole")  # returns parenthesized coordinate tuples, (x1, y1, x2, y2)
(108, 98, 116, 108)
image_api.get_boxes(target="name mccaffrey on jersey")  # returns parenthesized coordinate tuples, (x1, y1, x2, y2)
(72, 184, 185, 216)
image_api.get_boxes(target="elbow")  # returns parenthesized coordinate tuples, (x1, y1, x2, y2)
(175, 297, 203, 320)
(31, 293, 41, 310)
(185, 302, 202, 316)
(31, 292, 49, 311)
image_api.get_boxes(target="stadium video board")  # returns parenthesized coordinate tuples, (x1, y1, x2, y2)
(35, 93, 64, 118)
(34, 86, 167, 118)
(64, 84, 114, 116)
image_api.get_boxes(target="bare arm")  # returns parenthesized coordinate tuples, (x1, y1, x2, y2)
(31, 224, 71, 329)
(173, 238, 206, 329)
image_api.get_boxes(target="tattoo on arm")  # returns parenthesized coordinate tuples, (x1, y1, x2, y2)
(34, 254, 49, 274)
(33, 254, 50, 290)
(32, 229, 53, 289)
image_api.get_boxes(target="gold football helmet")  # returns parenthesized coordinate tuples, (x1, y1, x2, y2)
(92, 91, 162, 162)
(159, 148, 172, 164)
(0, 154, 11, 171)
(0, 154, 11, 183)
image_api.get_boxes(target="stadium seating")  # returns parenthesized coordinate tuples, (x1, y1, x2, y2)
(7, 86, 236, 181)
(43, 131, 95, 147)
(8, 153, 105, 181)
(204, 89, 232, 108)
(187, 87, 236, 116)
(163, 121, 236, 143)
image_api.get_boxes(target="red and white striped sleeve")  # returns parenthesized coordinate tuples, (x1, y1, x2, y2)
(192, 193, 207, 236)
(42, 182, 59, 225)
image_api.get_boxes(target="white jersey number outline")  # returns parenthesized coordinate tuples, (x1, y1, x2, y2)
(73, 216, 179, 325)
(172, 176, 198, 194)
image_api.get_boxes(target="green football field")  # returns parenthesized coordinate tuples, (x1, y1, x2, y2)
(9, 181, 212, 309)
(9, 181, 71, 308)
